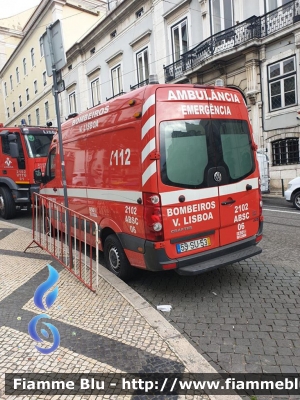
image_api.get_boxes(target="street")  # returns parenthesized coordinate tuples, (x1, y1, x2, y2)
(2, 196, 300, 377)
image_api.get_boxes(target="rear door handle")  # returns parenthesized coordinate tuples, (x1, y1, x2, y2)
(221, 199, 236, 205)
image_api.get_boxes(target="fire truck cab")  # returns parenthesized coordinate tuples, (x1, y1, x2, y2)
(0, 124, 56, 219)
(37, 83, 263, 280)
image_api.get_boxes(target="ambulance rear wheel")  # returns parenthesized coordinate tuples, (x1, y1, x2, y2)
(0, 187, 16, 220)
(104, 234, 135, 280)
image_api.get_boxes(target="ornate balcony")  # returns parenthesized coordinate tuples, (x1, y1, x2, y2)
(164, 0, 300, 82)
(130, 79, 149, 90)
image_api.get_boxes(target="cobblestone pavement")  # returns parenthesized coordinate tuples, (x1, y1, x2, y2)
(0, 220, 230, 400)
(127, 201, 300, 400)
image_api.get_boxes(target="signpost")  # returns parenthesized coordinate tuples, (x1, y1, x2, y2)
(40, 20, 73, 267)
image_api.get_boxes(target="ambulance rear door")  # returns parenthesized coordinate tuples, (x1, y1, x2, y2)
(208, 93, 260, 247)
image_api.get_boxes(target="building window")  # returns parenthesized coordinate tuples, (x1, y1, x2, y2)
(36, 108, 40, 125)
(16, 67, 20, 84)
(10, 75, 13, 90)
(210, 0, 234, 34)
(43, 71, 47, 86)
(26, 88, 29, 101)
(266, 0, 291, 12)
(19, 95, 22, 107)
(69, 92, 77, 113)
(13, 102, 15, 113)
(91, 78, 100, 106)
(31, 48, 35, 67)
(7, 108, 10, 118)
(268, 56, 297, 111)
(136, 48, 149, 83)
(272, 138, 300, 165)
(136, 7, 144, 18)
(111, 64, 123, 96)
(45, 101, 50, 120)
(40, 40, 44, 57)
(28, 114, 31, 125)
(23, 58, 27, 75)
(4, 82, 7, 96)
(34, 80, 38, 94)
(171, 19, 188, 62)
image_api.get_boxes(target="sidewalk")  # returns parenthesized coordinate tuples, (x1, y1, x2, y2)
(0, 219, 240, 400)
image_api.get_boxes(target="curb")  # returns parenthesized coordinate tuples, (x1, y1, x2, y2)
(1, 219, 242, 400)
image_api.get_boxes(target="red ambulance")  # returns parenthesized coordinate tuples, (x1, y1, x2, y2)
(37, 83, 263, 279)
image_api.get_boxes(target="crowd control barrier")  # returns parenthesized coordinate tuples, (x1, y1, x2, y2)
(25, 193, 99, 291)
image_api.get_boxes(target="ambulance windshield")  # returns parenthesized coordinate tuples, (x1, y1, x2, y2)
(160, 119, 254, 189)
(24, 134, 53, 158)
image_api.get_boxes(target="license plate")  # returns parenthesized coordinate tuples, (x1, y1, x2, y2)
(176, 237, 211, 253)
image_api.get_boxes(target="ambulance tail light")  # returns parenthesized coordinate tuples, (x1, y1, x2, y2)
(143, 192, 164, 241)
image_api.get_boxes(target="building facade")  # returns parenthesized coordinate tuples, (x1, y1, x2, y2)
(0, 0, 106, 128)
(1, 0, 300, 191)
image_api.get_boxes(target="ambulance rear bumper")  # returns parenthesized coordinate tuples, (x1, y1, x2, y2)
(143, 236, 262, 275)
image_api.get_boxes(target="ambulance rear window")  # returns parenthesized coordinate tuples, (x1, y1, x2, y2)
(160, 120, 208, 188)
(160, 119, 254, 189)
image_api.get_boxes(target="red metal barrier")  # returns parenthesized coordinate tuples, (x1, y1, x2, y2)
(25, 193, 99, 291)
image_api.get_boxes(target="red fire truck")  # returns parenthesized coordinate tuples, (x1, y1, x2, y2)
(36, 83, 263, 279)
(0, 124, 56, 219)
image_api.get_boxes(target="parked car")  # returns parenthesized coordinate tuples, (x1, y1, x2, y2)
(285, 177, 300, 210)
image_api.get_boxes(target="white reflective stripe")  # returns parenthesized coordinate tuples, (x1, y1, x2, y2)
(86, 189, 141, 203)
(141, 115, 155, 139)
(40, 188, 141, 204)
(40, 188, 65, 196)
(142, 137, 156, 163)
(160, 187, 219, 206)
(142, 94, 155, 116)
(142, 161, 156, 186)
(219, 178, 259, 196)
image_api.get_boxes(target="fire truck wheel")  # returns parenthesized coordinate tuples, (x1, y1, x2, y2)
(0, 187, 16, 219)
(104, 234, 135, 280)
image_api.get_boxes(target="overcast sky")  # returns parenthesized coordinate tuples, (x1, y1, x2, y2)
(0, 0, 40, 18)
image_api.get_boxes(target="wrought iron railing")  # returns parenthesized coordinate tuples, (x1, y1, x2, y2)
(164, 0, 300, 82)
(106, 91, 126, 101)
(130, 79, 149, 90)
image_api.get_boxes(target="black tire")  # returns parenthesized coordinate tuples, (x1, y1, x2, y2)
(103, 234, 135, 280)
(292, 191, 300, 210)
(0, 187, 16, 219)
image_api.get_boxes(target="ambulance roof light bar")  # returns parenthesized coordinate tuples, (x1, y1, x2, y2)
(148, 74, 159, 84)
(215, 78, 224, 87)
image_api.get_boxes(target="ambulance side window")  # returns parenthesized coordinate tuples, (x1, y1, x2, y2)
(45, 148, 56, 181)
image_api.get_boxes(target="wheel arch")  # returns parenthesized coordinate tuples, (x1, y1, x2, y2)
(0, 178, 19, 190)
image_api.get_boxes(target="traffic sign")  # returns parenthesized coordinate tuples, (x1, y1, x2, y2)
(40, 20, 67, 77)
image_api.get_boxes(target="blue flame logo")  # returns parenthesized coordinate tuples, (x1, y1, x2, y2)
(28, 265, 60, 354)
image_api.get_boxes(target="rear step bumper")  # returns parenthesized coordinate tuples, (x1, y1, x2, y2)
(175, 244, 262, 275)
(142, 236, 262, 274)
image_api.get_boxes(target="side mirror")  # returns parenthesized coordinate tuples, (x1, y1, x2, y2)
(34, 169, 43, 184)
(9, 142, 19, 158)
